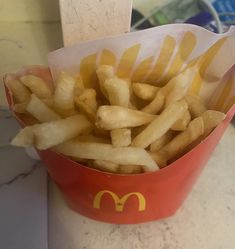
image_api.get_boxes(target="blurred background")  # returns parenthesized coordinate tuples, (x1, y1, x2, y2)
(0, 0, 234, 106)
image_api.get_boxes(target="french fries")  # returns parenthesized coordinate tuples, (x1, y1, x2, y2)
(20, 75, 52, 99)
(96, 105, 156, 130)
(9, 63, 226, 174)
(132, 100, 188, 148)
(96, 65, 114, 98)
(54, 72, 76, 116)
(26, 94, 61, 122)
(141, 90, 165, 114)
(104, 77, 130, 107)
(111, 128, 131, 147)
(11, 114, 92, 150)
(75, 88, 97, 120)
(185, 94, 207, 118)
(150, 116, 204, 167)
(54, 141, 159, 172)
(6, 79, 30, 103)
(133, 83, 159, 101)
(171, 110, 191, 131)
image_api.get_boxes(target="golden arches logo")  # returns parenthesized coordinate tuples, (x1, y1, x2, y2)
(93, 190, 146, 212)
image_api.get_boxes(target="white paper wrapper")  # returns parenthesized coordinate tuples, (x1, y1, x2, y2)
(48, 24, 235, 113)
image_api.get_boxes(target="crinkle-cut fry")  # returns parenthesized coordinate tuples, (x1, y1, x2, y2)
(171, 110, 191, 131)
(132, 83, 159, 101)
(96, 105, 156, 130)
(11, 126, 36, 147)
(6, 79, 31, 103)
(54, 71, 76, 116)
(26, 94, 61, 122)
(162, 68, 195, 106)
(93, 160, 120, 173)
(96, 65, 114, 98)
(132, 100, 188, 148)
(74, 75, 84, 96)
(103, 77, 130, 107)
(20, 75, 53, 99)
(151, 116, 204, 168)
(150, 130, 174, 152)
(118, 164, 142, 174)
(75, 88, 97, 121)
(54, 141, 159, 172)
(141, 90, 165, 114)
(201, 110, 226, 136)
(184, 94, 207, 118)
(111, 128, 131, 147)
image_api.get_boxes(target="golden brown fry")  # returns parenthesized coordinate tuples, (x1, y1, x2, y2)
(96, 65, 114, 98)
(132, 100, 188, 148)
(162, 68, 195, 106)
(20, 75, 52, 99)
(96, 105, 156, 130)
(54, 141, 159, 172)
(185, 94, 207, 118)
(75, 134, 110, 144)
(171, 110, 191, 131)
(6, 79, 31, 103)
(201, 110, 226, 136)
(150, 116, 204, 167)
(111, 128, 131, 147)
(26, 94, 61, 122)
(118, 164, 142, 174)
(13, 103, 28, 113)
(132, 83, 159, 101)
(93, 160, 119, 173)
(53, 71, 76, 116)
(150, 130, 174, 152)
(141, 90, 165, 114)
(103, 77, 130, 107)
(75, 88, 97, 120)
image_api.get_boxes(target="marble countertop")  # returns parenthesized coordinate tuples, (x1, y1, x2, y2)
(1, 107, 234, 249)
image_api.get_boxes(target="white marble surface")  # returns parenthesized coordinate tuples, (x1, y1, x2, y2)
(48, 121, 235, 249)
(0, 109, 48, 249)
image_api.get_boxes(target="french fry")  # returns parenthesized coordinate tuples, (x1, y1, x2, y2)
(118, 164, 142, 174)
(132, 83, 159, 101)
(162, 68, 195, 106)
(54, 71, 76, 116)
(201, 110, 226, 136)
(111, 128, 131, 147)
(54, 141, 159, 172)
(13, 103, 28, 113)
(96, 65, 114, 98)
(185, 94, 207, 118)
(6, 79, 30, 103)
(96, 105, 156, 130)
(75, 134, 110, 144)
(74, 75, 84, 96)
(12, 114, 92, 150)
(11, 126, 36, 147)
(20, 75, 53, 99)
(93, 160, 119, 173)
(103, 77, 130, 107)
(171, 110, 191, 131)
(150, 116, 204, 167)
(75, 88, 97, 120)
(26, 94, 61, 122)
(150, 130, 174, 152)
(132, 100, 188, 148)
(141, 90, 165, 114)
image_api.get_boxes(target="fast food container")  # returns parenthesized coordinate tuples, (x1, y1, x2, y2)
(4, 24, 235, 224)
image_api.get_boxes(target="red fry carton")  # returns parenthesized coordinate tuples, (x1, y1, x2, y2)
(4, 24, 235, 224)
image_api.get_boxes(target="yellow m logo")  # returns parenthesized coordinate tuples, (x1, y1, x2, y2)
(93, 190, 146, 212)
